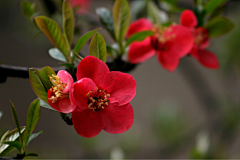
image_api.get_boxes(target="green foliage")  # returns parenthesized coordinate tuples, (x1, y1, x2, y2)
(25, 153, 38, 157)
(29, 68, 48, 104)
(21, 1, 36, 19)
(3, 141, 22, 152)
(113, 0, 130, 50)
(23, 99, 41, 148)
(205, 17, 234, 38)
(35, 16, 69, 62)
(89, 33, 107, 62)
(96, 7, 115, 40)
(0, 127, 25, 156)
(73, 28, 101, 54)
(10, 102, 23, 145)
(125, 30, 154, 47)
(49, 48, 67, 63)
(27, 130, 44, 146)
(205, 0, 229, 14)
(39, 67, 56, 91)
(147, 1, 162, 25)
(62, 0, 74, 46)
(39, 99, 56, 111)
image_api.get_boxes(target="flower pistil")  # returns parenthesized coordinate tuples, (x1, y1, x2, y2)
(87, 87, 110, 112)
(48, 74, 69, 103)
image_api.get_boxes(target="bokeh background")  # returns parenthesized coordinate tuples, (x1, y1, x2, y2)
(0, 0, 240, 159)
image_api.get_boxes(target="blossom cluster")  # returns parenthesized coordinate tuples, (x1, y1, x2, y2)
(47, 56, 136, 138)
(127, 10, 219, 72)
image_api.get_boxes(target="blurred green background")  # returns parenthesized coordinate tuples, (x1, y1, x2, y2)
(0, 0, 240, 159)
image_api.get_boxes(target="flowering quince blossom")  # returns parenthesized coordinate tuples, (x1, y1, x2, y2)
(48, 70, 76, 113)
(70, 56, 136, 138)
(180, 10, 219, 69)
(127, 18, 194, 72)
(68, 0, 92, 14)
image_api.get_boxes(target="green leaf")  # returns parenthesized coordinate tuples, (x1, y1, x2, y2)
(25, 153, 38, 157)
(0, 111, 2, 120)
(89, 33, 107, 62)
(27, 130, 44, 146)
(0, 127, 25, 156)
(126, 30, 155, 47)
(113, 0, 130, 47)
(147, 1, 162, 25)
(49, 48, 67, 63)
(10, 102, 22, 145)
(29, 68, 48, 104)
(96, 7, 115, 40)
(62, 0, 74, 46)
(3, 141, 21, 152)
(39, 99, 56, 111)
(35, 16, 68, 61)
(205, 17, 234, 38)
(39, 66, 56, 91)
(205, 0, 228, 14)
(23, 99, 40, 148)
(73, 28, 101, 54)
(21, 1, 35, 19)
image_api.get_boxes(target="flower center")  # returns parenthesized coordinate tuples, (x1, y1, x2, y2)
(151, 25, 176, 50)
(86, 87, 110, 112)
(48, 74, 69, 103)
(193, 27, 209, 47)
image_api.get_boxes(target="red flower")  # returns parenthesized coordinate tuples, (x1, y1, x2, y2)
(127, 18, 194, 72)
(180, 10, 219, 69)
(48, 70, 76, 113)
(68, 0, 92, 14)
(70, 56, 136, 138)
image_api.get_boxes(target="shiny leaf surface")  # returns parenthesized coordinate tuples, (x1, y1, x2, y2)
(89, 33, 107, 62)
(29, 68, 48, 104)
(39, 66, 56, 91)
(23, 99, 40, 148)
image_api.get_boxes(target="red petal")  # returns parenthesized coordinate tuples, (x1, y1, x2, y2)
(180, 10, 197, 27)
(164, 25, 194, 58)
(58, 98, 76, 113)
(47, 88, 60, 111)
(157, 45, 180, 72)
(191, 48, 219, 69)
(72, 107, 106, 138)
(128, 37, 156, 64)
(57, 70, 74, 94)
(73, 78, 97, 110)
(126, 18, 153, 38)
(47, 88, 76, 113)
(76, 56, 109, 87)
(101, 71, 136, 106)
(103, 103, 134, 134)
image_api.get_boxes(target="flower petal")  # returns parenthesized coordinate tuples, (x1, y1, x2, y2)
(77, 56, 109, 87)
(57, 70, 74, 94)
(72, 107, 106, 138)
(58, 98, 76, 113)
(126, 18, 153, 38)
(73, 78, 97, 110)
(157, 45, 180, 72)
(164, 25, 194, 58)
(102, 71, 136, 106)
(191, 48, 219, 69)
(128, 37, 156, 64)
(47, 88, 76, 113)
(180, 10, 198, 27)
(47, 88, 60, 111)
(103, 103, 134, 134)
